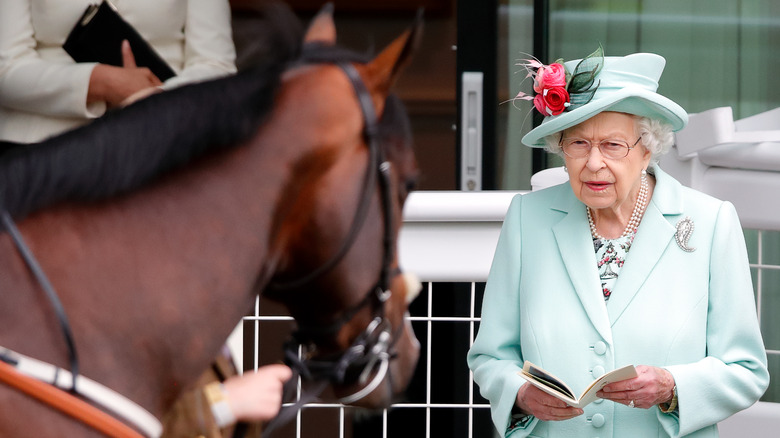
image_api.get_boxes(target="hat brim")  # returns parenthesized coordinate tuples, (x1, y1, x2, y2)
(520, 86, 688, 148)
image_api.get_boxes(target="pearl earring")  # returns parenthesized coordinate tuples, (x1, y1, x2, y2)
(641, 169, 647, 176)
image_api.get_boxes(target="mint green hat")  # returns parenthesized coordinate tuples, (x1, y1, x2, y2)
(521, 52, 688, 147)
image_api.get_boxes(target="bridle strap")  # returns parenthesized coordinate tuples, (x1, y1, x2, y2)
(1, 210, 79, 391)
(267, 60, 392, 293)
(275, 60, 396, 339)
(262, 61, 402, 437)
(338, 60, 396, 294)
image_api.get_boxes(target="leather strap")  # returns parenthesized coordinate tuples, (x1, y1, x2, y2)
(0, 347, 162, 437)
(0, 359, 145, 438)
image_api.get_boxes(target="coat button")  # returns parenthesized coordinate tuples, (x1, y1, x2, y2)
(591, 413, 605, 428)
(592, 365, 605, 378)
(593, 341, 607, 355)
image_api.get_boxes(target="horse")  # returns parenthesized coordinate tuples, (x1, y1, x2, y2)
(0, 7, 422, 437)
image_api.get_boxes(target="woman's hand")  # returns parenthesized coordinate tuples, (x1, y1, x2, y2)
(516, 383, 584, 421)
(222, 364, 293, 422)
(87, 40, 162, 107)
(596, 365, 675, 409)
(120, 86, 162, 107)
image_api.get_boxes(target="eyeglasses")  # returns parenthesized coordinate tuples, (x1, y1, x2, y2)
(559, 135, 643, 160)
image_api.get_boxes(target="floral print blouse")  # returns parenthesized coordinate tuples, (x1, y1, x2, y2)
(593, 231, 636, 300)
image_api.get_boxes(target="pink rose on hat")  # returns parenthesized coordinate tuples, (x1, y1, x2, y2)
(513, 60, 572, 116)
(513, 47, 606, 119)
(533, 63, 566, 93)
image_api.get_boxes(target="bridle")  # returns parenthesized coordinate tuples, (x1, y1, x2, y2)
(261, 57, 406, 434)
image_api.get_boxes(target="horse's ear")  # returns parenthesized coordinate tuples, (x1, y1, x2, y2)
(361, 10, 424, 110)
(304, 2, 336, 45)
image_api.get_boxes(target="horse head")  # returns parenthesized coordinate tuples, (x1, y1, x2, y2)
(262, 8, 423, 409)
(0, 5, 423, 435)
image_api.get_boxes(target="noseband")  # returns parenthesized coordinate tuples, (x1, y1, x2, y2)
(263, 58, 404, 431)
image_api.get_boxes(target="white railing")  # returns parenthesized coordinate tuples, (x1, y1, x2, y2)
(399, 190, 524, 282)
(661, 106, 780, 231)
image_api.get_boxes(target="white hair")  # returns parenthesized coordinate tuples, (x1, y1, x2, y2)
(542, 115, 675, 163)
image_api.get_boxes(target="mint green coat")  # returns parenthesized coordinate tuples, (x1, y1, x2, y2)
(467, 165, 769, 437)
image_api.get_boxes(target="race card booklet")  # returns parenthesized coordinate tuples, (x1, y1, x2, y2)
(518, 360, 637, 408)
(63, 0, 176, 81)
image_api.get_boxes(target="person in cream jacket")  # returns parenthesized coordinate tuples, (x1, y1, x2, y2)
(0, 0, 236, 143)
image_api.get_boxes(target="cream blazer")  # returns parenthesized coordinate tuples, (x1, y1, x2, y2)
(467, 165, 769, 438)
(0, 0, 237, 143)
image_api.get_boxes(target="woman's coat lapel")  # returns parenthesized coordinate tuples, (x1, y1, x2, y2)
(550, 188, 613, 344)
(549, 165, 684, 344)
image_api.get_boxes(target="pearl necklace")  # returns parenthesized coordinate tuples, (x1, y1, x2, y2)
(587, 173, 648, 240)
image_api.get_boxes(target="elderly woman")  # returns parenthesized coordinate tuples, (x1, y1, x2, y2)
(467, 48, 769, 437)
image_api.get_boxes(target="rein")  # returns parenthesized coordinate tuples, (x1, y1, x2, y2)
(1, 211, 79, 391)
(0, 211, 162, 437)
(261, 60, 401, 435)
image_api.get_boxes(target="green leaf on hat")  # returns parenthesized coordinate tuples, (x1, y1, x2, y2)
(566, 43, 604, 108)
(569, 80, 600, 106)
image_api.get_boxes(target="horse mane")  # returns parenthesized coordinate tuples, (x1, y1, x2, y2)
(0, 32, 408, 222)
(0, 2, 312, 222)
(0, 59, 289, 221)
